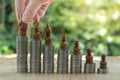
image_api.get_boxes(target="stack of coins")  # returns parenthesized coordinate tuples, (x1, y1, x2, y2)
(97, 54, 108, 74)
(84, 48, 96, 73)
(17, 36, 28, 73)
(43, 45, 54, 73)
(43, 25, 54, 73)
(70, 40, 82, 74)
(30, 40, 41, 73)
(71, 55, 82, 73)
(30, 20, 41, 73)
(57, 35, 68, 74)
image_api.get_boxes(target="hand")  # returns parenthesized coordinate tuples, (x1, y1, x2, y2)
(15, 0, 54, 23)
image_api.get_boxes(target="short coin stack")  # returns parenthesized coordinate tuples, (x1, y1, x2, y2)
(97, 54, 108, 74)
(84, 48, 96, 73)
(43, 25, 54, 73)
(71, 40, 82, 74)
(57, 35, 68, 74)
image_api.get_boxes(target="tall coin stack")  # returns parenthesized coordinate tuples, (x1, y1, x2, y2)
(17, 21, 28, 73)
(30, 20, 41, 73)
(57, 34, 68, 74)
(70, 40, 82, 74)
(43, 25, 54, 73)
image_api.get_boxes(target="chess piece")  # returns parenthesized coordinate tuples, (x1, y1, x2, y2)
(18, 21, 28, 36)
(30, 20, 41, 73)
(97, 54, 108, 74)
(43, 24, 54, 73)
(70, 40, 82, 74)
(17, 21, 28, 73)
(57, 34, 68, 74)
(84, 48, 96, 73)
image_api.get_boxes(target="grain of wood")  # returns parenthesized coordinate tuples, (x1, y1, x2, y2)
(0, 55, 120, 80)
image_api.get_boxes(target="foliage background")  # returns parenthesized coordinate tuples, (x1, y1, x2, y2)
(0, 0, 120, 56)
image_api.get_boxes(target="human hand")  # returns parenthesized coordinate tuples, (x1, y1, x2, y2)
(15, 0, 54, 23)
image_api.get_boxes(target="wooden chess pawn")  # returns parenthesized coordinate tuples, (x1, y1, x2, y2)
(33, 20, 40, 40)
(73, 40, 80, 55)
(97, 54, 108, 74)
(44, 24, 52, 45)
(84, 48, 96, 73)
(57, 34, 68, 74)
(70, 40, 82, 74)
(43, 24, 54, 74)
(60, 34, 67, 50)
(18, 21, 28, 36)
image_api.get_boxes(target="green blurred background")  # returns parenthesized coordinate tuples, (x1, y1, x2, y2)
(0, 0, 120, 56)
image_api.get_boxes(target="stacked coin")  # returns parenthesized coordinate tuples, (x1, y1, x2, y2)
(84, 47, 96, 73)
(84, 63, 96, 73)
(17, 36, 28, 73)
(43, 45, 54, 73)
(57, 49, 68, 73)
(30, 40, 41, 73)
(70, 55, 82, 74)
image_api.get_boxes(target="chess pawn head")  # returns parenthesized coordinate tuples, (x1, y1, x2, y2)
(18, 21, 28, 36)
(45, 24, 51, 37)
(100, 54, 107, 69)
(86, 48, 93, 64)
(73, 40, 80, 55)
(60, 34, 67, 50)
(34, 19, 39, 28)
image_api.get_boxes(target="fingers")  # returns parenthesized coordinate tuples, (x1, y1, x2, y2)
(37, 4, 49, 17)
(33, 14, 40, 21)
(22, 0, 54, 23)
(22, 0, 42, 23)
(15, 0, 26, 22)
(36, 0, 53, 19)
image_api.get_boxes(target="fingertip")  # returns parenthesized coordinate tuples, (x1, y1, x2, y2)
(22, 0, 42, 23)
(15, 0, 26, 22)
(22, 16, 33, 23)
(33, 14, 40, 21)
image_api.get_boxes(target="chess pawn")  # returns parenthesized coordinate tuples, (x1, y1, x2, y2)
(97, 54, 108, 74)
(57, 34, 68, 74)
(43, 24, 54, 74)
(84, 48, 96, 73)
(70, 40, 82, 74)
(18, 21, 28, 36)
(30, 20, 41, 73)
(17, 21, 28, 73)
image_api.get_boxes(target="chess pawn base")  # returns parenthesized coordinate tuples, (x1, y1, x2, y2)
(97, 68, 108, 74)
(84, 63, 96, 73)
(70, 55, 82, 74)
(43, 45, 54, 74)
(17, 36, 28, 73)
(30, 40, 41, 73)
(57, 49, 68, 74)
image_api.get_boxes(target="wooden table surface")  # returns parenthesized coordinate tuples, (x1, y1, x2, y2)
(0, 54, 120, 80)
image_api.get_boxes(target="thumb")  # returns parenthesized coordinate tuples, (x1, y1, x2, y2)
(22, 0, 42, 23)
(15, 0, 26, 22)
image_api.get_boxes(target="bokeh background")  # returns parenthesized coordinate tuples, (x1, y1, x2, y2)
(0, 0, 120, 56)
